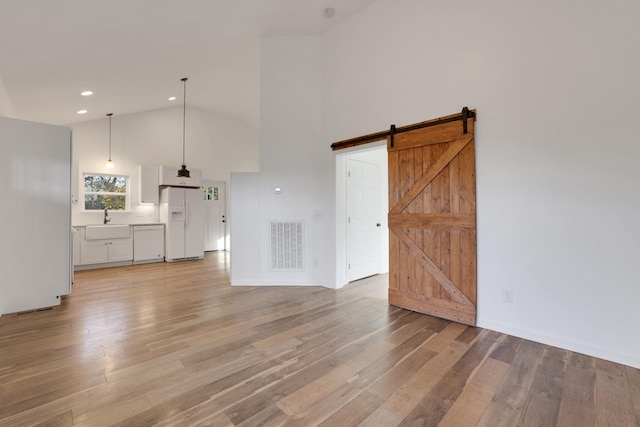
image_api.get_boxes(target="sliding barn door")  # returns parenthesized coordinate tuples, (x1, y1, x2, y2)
(388, 112, 477, 325)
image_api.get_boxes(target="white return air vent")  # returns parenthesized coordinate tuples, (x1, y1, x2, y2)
(270, 221, 304, 271)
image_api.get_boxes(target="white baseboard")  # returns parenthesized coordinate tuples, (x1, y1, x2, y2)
(230, 280, 334, 289)
(478, 318, 640, 370)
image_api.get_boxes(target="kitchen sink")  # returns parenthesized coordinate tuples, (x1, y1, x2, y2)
(85, 224, 130, 240)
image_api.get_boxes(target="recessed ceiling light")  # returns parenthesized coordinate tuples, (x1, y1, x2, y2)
(81, 91, 93, 96)
(168, 96, 176, 101)
(77, 109, 88, 115)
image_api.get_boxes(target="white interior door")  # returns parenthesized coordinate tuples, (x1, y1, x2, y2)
(203, 181, 226, 251)
(347, 159, 381, 281)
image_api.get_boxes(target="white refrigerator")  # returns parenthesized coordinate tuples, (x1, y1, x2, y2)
(160, 186, 205, 261)
(0, 116, 72, 315)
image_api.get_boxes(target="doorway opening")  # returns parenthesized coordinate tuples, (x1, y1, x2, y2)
(335, 142, 389, 288)
(202, 180, 228, 252)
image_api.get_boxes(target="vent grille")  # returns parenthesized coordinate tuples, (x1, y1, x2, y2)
(270, 221, 304, 271)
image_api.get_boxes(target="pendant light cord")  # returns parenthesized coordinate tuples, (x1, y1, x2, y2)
(182, 77, 187, 166)
(176, 77, 190, 178)
(107, 113, 113, 161)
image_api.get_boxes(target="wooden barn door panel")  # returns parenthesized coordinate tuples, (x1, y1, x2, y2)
(388, 112, 477, 325)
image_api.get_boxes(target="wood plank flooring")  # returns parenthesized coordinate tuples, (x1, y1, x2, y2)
(1, 252, 639, 426)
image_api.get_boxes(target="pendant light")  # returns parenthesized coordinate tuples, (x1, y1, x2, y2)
(105, 113, 114, 169)
(177, 77, 190, 178)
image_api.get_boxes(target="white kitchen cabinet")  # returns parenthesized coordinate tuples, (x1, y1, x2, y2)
(139, 164, 159, 204)
(108, 239, 134, 262)
(80, 239, 109, 264)
(79, 228, 133, 265)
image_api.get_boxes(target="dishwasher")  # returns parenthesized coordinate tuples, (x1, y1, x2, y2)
(133, 225, 165, 264)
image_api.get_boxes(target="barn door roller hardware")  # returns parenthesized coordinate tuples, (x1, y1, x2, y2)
(330, 106, 476, 151)
(389, 106, 475, 142)
(389, 124, 396, 148)
(462, 106, 470, 134)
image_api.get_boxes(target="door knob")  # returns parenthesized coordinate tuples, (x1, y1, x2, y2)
(376, 223, 381, 227)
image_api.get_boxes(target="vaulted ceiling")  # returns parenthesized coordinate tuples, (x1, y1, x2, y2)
(0, 0, 376, 128)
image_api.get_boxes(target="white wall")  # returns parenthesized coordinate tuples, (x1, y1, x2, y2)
(70, 105, 259, 225)
(0, 76, 16, 118)
(322, 0, 640, 368)
(231, 35, 337, 287)
(230, 172, 261, 282)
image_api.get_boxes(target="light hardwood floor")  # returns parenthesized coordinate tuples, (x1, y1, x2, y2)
(1, 252, 639, 426)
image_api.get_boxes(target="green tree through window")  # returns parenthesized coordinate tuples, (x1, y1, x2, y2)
(84, 174, 128, 210)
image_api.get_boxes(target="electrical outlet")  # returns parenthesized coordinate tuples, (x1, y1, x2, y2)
(502, 289, 514, 303)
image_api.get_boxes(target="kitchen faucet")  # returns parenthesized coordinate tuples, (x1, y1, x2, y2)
(104, 208, 111, 224)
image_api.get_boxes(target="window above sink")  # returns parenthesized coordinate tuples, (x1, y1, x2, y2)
(83, 173, 129, 211)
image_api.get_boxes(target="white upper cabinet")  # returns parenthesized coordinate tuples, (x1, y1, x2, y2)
(139, 164, 159, 204)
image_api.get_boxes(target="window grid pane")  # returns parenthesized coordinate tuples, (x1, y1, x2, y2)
(84, 175, 127, 193)
(85, 195, 127, 210)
